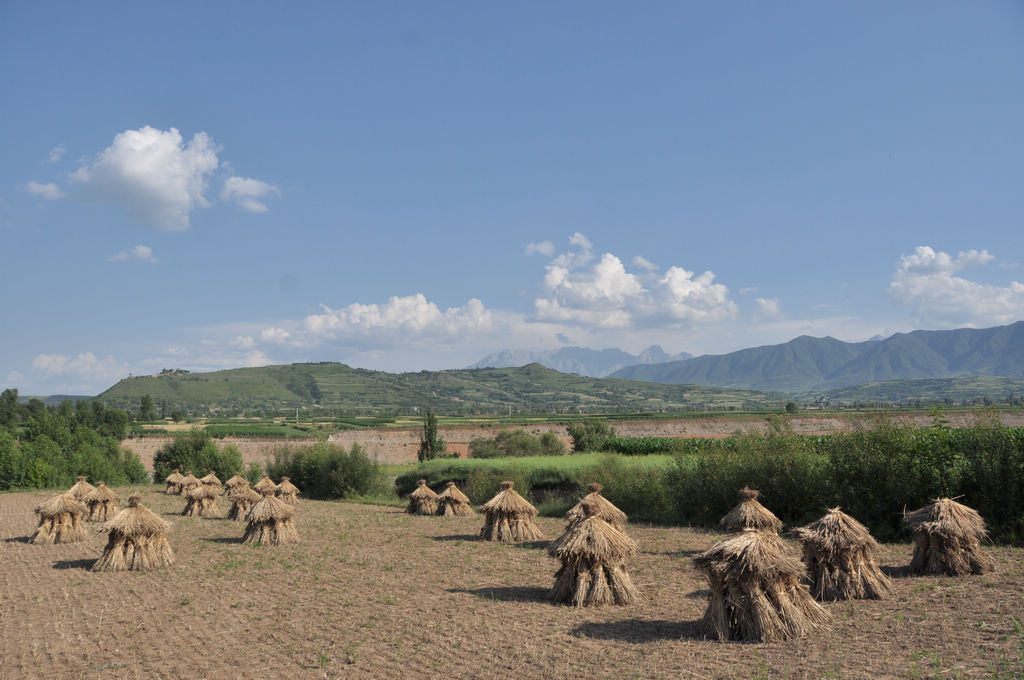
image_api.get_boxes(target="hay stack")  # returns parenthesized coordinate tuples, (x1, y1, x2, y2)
(31, 493, 87, 544)
(719, 487, 782, 534)
(903, 498, 993, 576)
(566, 483, 627, 531)
(181, 483, 219, 518)
(549, 501, 639, 606)
(479, 481, 544, 542)
(252, 473, 276, 495)
(224, 474, 248, 496)
(200, 471, 222, 494)
(92, 494, 174, 571)
(164, 468, 185, 495)
(406, 479, 439, 515)
(694, 528, 830, 642)
(68, 476, 95, 502)
(275, 476, 301, 505)
(243, 488, 299, 545)
(436, 481, 475, 517)
(179, 471, 201, 496)
(791, 508, 890, 601)
(228, 487, 261, 521)
(84, 482, 121, 523)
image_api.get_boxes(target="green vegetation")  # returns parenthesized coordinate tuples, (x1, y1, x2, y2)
(566, 419, 616, 452)
(152, 429, 243, 482)
(266, 441, 388, 499)
(0, 389, 147, 490)
(416, 409, 447, 461)
(469, 429, 566, 458)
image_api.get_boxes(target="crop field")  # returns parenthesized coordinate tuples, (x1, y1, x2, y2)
(1, 487, 1023, 679)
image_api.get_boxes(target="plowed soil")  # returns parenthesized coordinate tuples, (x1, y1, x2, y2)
(1, 488, 1022, 679)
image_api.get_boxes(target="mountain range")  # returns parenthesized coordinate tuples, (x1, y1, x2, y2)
(467, 345, 691, 377)
(611, 321, 1024, 393)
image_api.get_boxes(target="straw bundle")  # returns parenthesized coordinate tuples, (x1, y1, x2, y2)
(92, 494, 174, 572)
(224, 474, 248, 496)
(164, 468, 185, 495)
(31, 493, 87, 544)
(275, 476, 301, 505)
(719, 487, 782, 534)
(406, 479, 439, 515)
(68, 476, 95, 502)
(791, 508, 890, 601)
(181, 484, 219, 518)
(228, 487, 261, 521)
(548, 501, 639, 606)
(694, 529, 830, 642)
(903, 498, 993, 576)
(252, 473, 276, 494)
(179, 471, 201, 496)
(565, 483, 627, 531)
(436, 481, 475, 517)
(243, 488, 299, 545)
(200, 471, 222, 493)
(479, 481, 544, 542)
(84, 482, 121, 523)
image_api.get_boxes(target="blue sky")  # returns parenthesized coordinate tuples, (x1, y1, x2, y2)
(2, 1, 1023, 394)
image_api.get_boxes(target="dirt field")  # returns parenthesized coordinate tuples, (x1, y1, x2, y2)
(1, 488, 1022, 679)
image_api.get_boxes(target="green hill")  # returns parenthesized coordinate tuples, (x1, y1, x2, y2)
(97, 362, 780, 414)
(816, 376, 1024, 406)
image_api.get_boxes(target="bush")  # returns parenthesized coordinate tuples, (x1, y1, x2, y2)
(469, 430, 566, 458)
(266, 441, 387, 499)
(566, 420, 616, 452)
(152, 430, 243, 482)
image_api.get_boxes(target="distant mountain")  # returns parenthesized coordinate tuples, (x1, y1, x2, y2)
(467, 345, 692, 377)
(19, 394, 94, 407)
(611, 321, 1024, 393)
(818, 376, 1024, 406)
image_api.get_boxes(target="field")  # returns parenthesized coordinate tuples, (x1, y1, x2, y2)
(2, 488, 1023, 679)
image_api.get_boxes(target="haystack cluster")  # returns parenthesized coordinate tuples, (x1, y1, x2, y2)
(406, 479, 438, 515)
(243, 488, 299, 545)
(904, 497, 993, 576)
(436, 481, 474, 517)
(92, 494, 174, 572)
(479, 481, 544, 542)
(792, 508, 890, 601)
(32, 493, 87, 544)
(84, 482, 120, 523)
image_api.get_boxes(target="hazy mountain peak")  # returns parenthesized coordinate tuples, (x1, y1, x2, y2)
(468, 345, 692, 377)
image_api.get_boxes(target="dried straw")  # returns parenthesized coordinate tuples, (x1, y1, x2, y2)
(92, 494, 174, 571)
(252, 473, 276, 494)
(791, 508, 890, 601)
(181, 484, 220, 518)
(223, 474, 248, 496)
(200, 471, 222, 493)
(84, 481, 121, 523)
(565, 483, 627, 531)
(68, 476, 95, 502)
(479, 481, 544, 542)
(275, 476, 301, 505)
(903, 497, 993, 576)
(436, 481, 475, 518)
(694, 528, 830, 642)
(227, 487, 261, 521)
(179, 471, 201, 496)
(164, 468, 184, 495)
(243, 488, 299, 545)
(406, 479, 439, 515)
(719, 487, 782, 534)
(548, 501, 639, 606)
(31, 493, 87, 544)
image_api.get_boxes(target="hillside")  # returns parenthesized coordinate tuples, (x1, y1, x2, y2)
(467, 345, 691, 377)
(816, 375, 1024, 406)
(97, 362, 778, 414)
(612, 321, 1024, 392)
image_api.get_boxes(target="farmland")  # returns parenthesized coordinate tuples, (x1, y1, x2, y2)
(1, 487, 1022, 679)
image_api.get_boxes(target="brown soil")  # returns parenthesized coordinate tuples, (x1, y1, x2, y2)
(1, 488, 1021, 679)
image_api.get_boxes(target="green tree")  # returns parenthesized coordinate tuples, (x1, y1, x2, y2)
(566, 420, 616, 452)
(785, 401, 798, 413)
(138, 394, 156, 421)
(0, 388, 19, 429)
(417, 409, 447, 461)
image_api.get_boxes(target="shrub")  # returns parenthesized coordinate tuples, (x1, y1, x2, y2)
(469, 430, 566, 458)
(566, 420, 615, 453)
(266, 441, 387, 499)
(152, 430, 243, 482)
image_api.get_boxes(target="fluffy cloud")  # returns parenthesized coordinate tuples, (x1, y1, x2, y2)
(70, 126, 220, 230)
(260, 327, 292, 344)
(754, 297, 783, 320)
(48, 146, 66, 163)
(220, 176, 280, 213)
(32, 352, 127, 380)
(534, 235, 737, 329)
(107, 245, 156, 263)
(524, 240, 555, 256)
(22, 181, 65, 200)
(889, 245, 1024, 326)
(632, 255, 658, 271)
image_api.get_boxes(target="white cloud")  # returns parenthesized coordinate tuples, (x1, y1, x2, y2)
(107, 245, 156, 263)
(230, 336, 255, 349)
(260, 327, 292, 344)
(48, 146, 66, 163)
(220, 176, 280, 213)
(140, 345, 272, 373)
(22, 181, 65, 200)
(70, 126, 220, 231)
(32, 352, 128, 380)
(632, 255, 658, 271)
(754, 297, 783, 320)
(888, 245, 1024, 327)
(739, 286, 759, 295)
(524, 240, 555, 256)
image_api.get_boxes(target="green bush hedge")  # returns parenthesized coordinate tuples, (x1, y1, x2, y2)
(265, 441, 388, 500)
(469, 430, 566, 458)
(152, 430, 243, 482)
